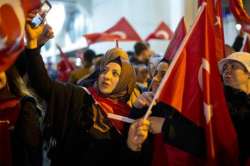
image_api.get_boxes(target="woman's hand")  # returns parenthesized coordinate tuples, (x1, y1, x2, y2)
(25, 11, 54, 49)
(133, 92, 154, 109)
(148, 116, 165, 134)
(127, 118, 150, 151)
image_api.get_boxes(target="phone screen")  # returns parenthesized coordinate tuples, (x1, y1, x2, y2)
(31, 1, 51, 28)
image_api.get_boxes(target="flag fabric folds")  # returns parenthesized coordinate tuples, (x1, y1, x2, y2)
(229, 0, 250, 33)
(241, 35, 250, 52)
(163, 17, 187, 61)
(145, 22, 173, 41)
(56, 44, 75, 82)
(83, 17, 142, 45)
(152, 3, 239, 165)
(0, 0, 40, 72)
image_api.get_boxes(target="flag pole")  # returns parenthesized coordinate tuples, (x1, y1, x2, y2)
(143, 2, 207, 119)
(115, 40, 119, 48)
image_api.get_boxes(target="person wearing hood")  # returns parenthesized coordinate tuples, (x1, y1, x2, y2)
(218, 52, 250, 165)
(24, 12, 136, 166)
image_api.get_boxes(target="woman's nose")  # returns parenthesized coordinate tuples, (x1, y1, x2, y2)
(103, 71, 112, 79)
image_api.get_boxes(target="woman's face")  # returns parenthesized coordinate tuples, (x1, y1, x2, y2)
(0, 71, 7, 90)
(98, 62, 121, 94)
(150, 62, 169, 93)
(222, 61, 249, 89)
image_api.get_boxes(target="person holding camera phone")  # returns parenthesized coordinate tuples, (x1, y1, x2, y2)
(23, 9, 143, 166)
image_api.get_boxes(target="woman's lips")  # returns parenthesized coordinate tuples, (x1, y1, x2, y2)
(101, 81, 110, 87)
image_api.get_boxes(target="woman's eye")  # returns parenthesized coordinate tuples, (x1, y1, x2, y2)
(113, 71, 120, 77)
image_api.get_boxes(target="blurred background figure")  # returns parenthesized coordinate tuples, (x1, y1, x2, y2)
(69, 49, 96, 84)
(134, 64, 150, 90)
(130, 42, 152, 65)
(46, 57, 58, 80)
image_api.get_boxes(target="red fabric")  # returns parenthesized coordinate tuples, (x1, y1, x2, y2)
(87, 87, 131, 134)
(151, 134, 168, 166)
(83, 17, 142, 45)
(245, 158, 250, 166)
(242, 24, 250, 33)
(242, 36, 250, 52)
(199, 0, 226, 61)
(21, 0, 41, 17)
(56, 45, 75, 82)
(229, 0, 250, 23)
(229, 0, 250, 33)
(145, 22, 173, 41)
(0, 98, 20, 166)
(154, 4, 239, 165)
(163, 17, 186, 61)
(0, 0, 40, 72)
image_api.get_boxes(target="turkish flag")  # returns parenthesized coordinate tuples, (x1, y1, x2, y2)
(229, 0, 250, 33)
(229, 0, 250, 23)
(163, 17, 186, 61)
(83, 17, 142, 45)
(0, 0, 40, 72)
(152, 3, 239, 165)
(199, 0, 226, 61)
(56, 44, 75, 82)
(145, 22, 173, 41)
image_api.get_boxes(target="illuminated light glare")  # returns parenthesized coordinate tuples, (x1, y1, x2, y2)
(46, 2, 65, 36)
(235, 24, 242, 31)
(75, 58, 82, 67)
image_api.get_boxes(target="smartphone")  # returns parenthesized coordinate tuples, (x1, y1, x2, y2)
(31, 0, 52, 28)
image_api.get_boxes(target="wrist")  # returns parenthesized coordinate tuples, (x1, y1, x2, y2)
(27, 39, 38, 49)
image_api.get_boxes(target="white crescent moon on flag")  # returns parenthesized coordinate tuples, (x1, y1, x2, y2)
(155, 30, 169, 39)
(198, 58, 210, 90)
(111, 31, 127, 39)
(198, 58, 213, 123)
(0, 0, 25, 51)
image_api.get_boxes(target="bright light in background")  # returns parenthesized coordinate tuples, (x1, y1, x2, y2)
(75, 58, 82, 67)
(46, 2, 65, 36)
(235, 24, 242, 31)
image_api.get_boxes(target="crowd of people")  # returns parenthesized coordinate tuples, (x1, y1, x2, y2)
(1, 8, 250, 166)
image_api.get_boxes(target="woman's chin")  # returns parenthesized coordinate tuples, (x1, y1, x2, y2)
(99, 88, 112, 95)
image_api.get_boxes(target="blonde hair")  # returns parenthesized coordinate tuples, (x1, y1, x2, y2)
(6, 66, 33, 98)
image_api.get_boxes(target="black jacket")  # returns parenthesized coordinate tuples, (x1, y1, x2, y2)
(25, 48, 136, 166)
(224, 86, 250, 165)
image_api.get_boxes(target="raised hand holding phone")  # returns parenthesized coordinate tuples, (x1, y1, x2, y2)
(30, 0, 51, 28)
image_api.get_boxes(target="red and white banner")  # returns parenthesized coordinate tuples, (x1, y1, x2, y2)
(56, 44, 75, 82)
(152, 3, 239, 165)
(163, 17, 186, 61)
(145, 22, 173, 41)
(0, 0, 40, 72)
(83, 17, 142, 45)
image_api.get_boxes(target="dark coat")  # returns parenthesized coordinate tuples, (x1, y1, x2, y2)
(0, 89, 42, 166)
(25, 48, 136, 166)
(224, 85, 250, 165)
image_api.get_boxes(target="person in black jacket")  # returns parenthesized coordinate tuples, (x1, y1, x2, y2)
(218, 52, 250, 165)
(0, 66, 43, 166)
(25, 12, 137, 166)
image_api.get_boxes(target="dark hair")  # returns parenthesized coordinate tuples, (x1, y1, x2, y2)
(134, 42, 149, 55)
(83, 49, 96, 63)
(105, 57, 122, 67)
